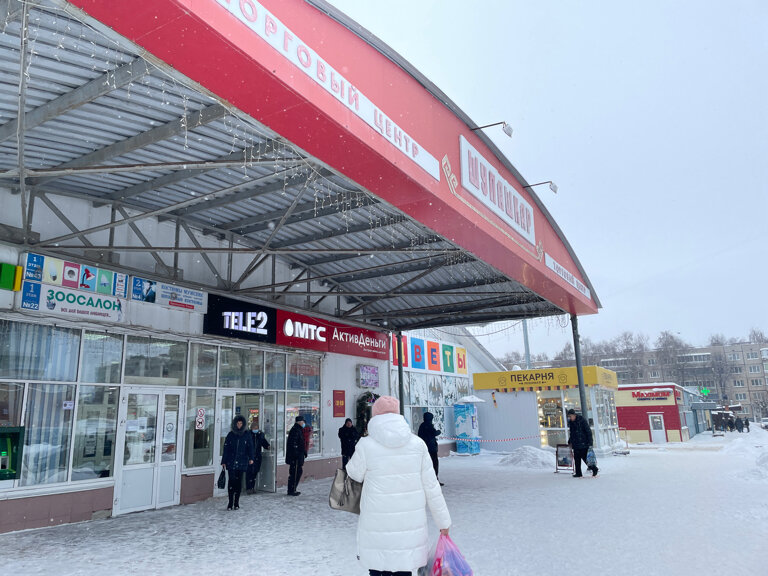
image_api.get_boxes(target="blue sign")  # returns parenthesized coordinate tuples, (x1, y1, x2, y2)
(20, 281, 41, 311)
(410, 337, 426, 369)
(24, 253, 44, 282)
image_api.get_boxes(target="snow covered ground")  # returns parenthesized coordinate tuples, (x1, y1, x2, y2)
(4, 426, 767, 575)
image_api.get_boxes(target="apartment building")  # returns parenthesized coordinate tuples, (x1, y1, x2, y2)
(536, 343, 768, 420)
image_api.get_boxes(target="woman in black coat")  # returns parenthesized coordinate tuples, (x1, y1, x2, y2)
(221, 415, 255, 510)
(417, 412, 442, 483)
(285, 415, 308, 496)
(245, 422, 271, 493)
(338, 418, 360, 468)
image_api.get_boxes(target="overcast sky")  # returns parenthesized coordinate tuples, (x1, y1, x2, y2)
(326, 0, 768, 359)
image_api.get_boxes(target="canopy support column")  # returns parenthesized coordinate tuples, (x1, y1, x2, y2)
(396, 331, 406, 416)
(571, 314, 589, 418)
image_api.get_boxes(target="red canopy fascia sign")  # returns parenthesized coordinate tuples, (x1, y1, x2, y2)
(68, 0, 598, 316)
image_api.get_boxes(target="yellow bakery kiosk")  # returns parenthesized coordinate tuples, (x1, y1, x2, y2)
(473, 366, 620, 452)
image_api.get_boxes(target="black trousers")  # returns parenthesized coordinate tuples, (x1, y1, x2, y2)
(245, 460, 262, 491)
(573, 448, 591, 476)
(288, 460, 303, 494)
(369, 571, 411, 576)
(342, 454, 351, 469)
(429, 451, 439, 479)
(227, 469, 245, 506)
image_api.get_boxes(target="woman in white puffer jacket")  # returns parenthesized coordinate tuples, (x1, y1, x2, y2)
(346, 395, 451, 576)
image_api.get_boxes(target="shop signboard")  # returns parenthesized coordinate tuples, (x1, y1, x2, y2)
(213, 0, 440, 181)
(333, 390, 345, 417)
(203, 296, 387, 359)
(276, 310, 388, 360)
(394, 335, 468, 376)
(131, 276, 207, 312)
(203, 294, 277, 344)
(22, 253, 128, 298)
(20, 281, 125, 322)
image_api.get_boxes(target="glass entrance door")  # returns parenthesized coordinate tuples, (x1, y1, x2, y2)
(649, 414, 667, 443)
(257, 392, 277, 493)
(115, 388, 182, 515)
(214, 391, 277, 494)
(214, 392, 235, 495)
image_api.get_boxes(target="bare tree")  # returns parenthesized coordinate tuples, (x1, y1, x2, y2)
(748, 327, 767, 344)
(498, 351, 523, 369)
(709, 351, 729, 402)
(655, 331, 691, 383)
(554, 342, 574, 361)
(709, 333, 727, 346)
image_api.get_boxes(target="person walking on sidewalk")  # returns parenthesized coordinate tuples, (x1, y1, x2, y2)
(338, 418, 360, 469)
(286, 415, 308, 496)
(744, 418, 750, 432)
(347, 395, 451, 576)
(735, 416, 744, 433)
(417, 412, 443, 485)
(567, 409, 598, 478)
(221, 415, 255, 510)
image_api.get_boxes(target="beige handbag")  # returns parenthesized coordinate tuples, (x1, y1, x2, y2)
(328, 468, 363, 514)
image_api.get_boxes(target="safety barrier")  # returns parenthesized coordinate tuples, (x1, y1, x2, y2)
(439, 435, 542, 443)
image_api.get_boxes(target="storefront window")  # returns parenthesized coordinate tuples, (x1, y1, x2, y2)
(21, 383, 75, 486)
(81, 331, 123, 383)
(287, 354, 320, 391)
(184, 389, 215, 468)
(431, 407, 445, 436)
(265, 352, 286, 390)
(276, 392, 285, 458)
(189, 343, 217, 387)
(219, 347, 263, 388)
(443, 377, 458, 406)
(428, 375, 443, 406)
(124, 336, 187, 386)
(0, 320, 80, 382)
(71, 385, 118, 481)
(123, 393, 157, 465)
(538, 391, 564, 428)
(286, 392, 320, 456)
(456, 377, 470, 398)
(410, 373, 428, 406)
(0, 382, 24, 426)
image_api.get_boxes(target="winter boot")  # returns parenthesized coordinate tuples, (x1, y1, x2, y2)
(227, 494, 234, 510)
(591, 466, 599, 477)
(234, 494, 240, 510)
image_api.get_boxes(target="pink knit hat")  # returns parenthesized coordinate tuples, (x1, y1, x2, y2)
(371, 395, 400, 417)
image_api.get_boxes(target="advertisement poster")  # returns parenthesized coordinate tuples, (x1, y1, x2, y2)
(41, 257, 64, 286)
(79, 265, 98, 292)
(131, 276, 207, 312)
(96, 269, 114, 295)
(62, 261, 80, 289)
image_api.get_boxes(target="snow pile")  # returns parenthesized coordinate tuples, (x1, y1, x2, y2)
(497, 445, 554, 469)
(743, 451, 768, 482)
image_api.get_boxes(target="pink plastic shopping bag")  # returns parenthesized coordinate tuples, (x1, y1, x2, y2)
(430, 534, 473, 576)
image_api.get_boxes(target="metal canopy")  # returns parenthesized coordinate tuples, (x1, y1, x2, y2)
(0, 0, 567, 331)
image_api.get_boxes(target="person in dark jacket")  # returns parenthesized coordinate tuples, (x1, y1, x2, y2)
(285, 415, 308, 496)
(418, 412, 443, 485)
(744, 418, 750, 432)
(245, 420, 271, 494)
(735, 417, 744, 433)
(221, 415, 255, 510)
(567, 409, 598, 478)
(338, 418, 360, 469)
